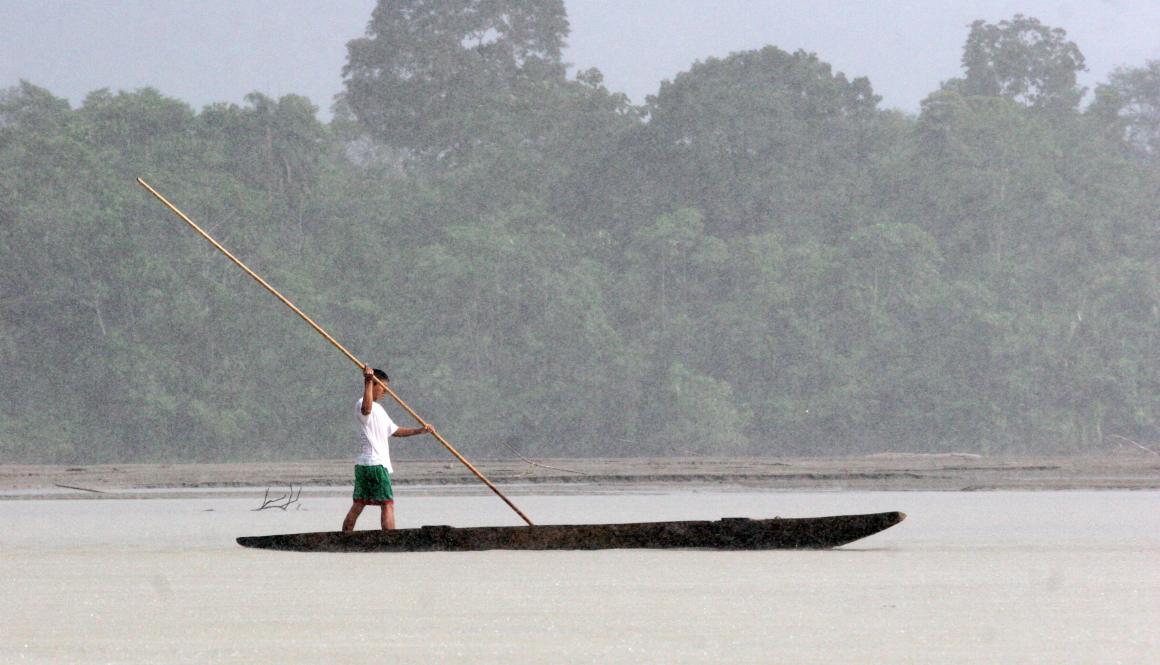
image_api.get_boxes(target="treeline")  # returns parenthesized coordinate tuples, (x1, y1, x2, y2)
(1, 4, 1158, 463)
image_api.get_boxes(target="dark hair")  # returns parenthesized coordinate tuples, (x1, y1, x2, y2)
(372, 368, 389, 382)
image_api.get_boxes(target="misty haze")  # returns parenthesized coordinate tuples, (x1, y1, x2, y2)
(2, 4, 1157, 464)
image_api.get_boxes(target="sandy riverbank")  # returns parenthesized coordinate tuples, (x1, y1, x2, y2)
(2, 454, 1158, 499)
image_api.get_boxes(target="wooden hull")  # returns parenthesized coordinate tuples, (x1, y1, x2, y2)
(236, 511, 905, 552)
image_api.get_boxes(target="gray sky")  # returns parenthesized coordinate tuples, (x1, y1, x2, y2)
(2, 0, 1158, 118)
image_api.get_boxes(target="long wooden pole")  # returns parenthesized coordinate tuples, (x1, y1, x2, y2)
(137, 177, 534, 526)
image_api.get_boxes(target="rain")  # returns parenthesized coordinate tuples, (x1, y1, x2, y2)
(1, 1, 1158, 662)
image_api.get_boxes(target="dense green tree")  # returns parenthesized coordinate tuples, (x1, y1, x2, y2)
(383, 212, 630, 456)
(957, 14, 1086, 112)
(910, 90, 1063, 275)
(3, 10, 1158, 463)
(1091, 60, 1160, 160)
(342, 0, 570, 167)
(198, 93, 327, 215)
(637, 46, 882, 241)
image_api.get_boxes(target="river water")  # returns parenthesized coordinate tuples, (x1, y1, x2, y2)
(2, 488, 1156, 663)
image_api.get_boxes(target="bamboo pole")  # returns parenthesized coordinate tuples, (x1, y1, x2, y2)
(137, 177, 534, 526)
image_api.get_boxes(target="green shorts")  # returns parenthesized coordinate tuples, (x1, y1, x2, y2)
(353, 465, 394, 505)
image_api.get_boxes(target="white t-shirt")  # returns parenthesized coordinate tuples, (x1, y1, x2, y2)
(355, 397, 399, 471)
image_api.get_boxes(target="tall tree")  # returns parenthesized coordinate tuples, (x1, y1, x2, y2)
(1091, 60, 1160, 160)
(341, 0, 569, 167)
(958, 15, 1086, 112)
(910, 91, 1061, 275)
(197, 93, 328, 229)
(635, 46, 882, 240)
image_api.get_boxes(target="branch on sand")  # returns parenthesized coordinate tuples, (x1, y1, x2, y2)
(54, 483, 106, 494)
(499, 440, 588, 476)
(1106, 434, 1159, 456)
(254, 484, 303, 510)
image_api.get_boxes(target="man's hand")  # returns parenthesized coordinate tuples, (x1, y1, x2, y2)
(363, 365, 374, 381)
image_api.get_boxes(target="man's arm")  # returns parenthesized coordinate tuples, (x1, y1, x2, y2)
(361, 365, 374, 416)
(392, 424, 433, 437)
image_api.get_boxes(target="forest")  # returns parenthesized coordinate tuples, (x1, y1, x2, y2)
(1, 3, 1158, 463)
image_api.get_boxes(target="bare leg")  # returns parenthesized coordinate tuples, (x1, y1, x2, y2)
(342, 503, 364, 532)
(381, 502, 395, 530)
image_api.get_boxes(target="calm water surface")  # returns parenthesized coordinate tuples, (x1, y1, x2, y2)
(2, 489, 1156, 664)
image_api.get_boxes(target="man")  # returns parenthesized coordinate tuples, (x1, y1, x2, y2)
(341, 365, 431, 531)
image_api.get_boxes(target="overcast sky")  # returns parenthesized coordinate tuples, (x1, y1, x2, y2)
(2, 0, 1158, 119)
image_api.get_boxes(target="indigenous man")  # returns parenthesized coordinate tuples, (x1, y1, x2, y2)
(342, 365, 431, 531)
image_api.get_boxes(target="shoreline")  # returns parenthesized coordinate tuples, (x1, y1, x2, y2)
(2, 454, 1158, 500)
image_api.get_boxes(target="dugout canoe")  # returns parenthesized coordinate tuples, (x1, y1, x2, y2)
(236, 511, 905, 552)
